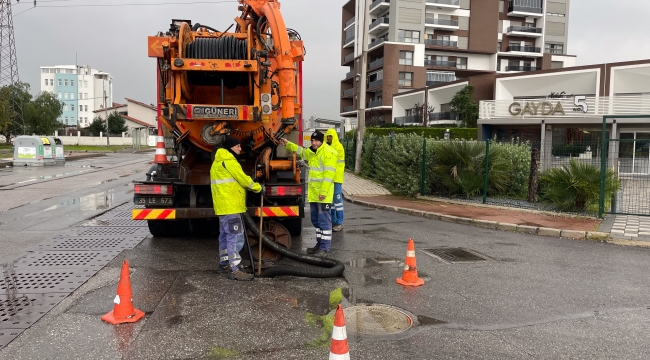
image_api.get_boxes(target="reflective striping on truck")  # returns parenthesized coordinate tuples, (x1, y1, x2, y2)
(254, 206, 299, 217)
(132, 209, 176, 220)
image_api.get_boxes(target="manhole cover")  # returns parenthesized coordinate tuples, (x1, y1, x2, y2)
(343, 305, 413, 335)
(39, 236, 144, 251)
(14, 251, 121, 270)
(421, 247, 491, 263)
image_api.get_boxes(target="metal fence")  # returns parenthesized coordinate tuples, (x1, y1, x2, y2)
(342, 136, 650, 217)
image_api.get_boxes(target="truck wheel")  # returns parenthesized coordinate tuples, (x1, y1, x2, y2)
(282, 218, 302, 236)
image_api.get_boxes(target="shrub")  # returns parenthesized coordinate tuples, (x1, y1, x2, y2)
(366, 127, 477, 140)
(372, 134, 433, 196)
(539, 159, 620, 214)
(429, 140, 513, 198)
(491, 141, 532, 197)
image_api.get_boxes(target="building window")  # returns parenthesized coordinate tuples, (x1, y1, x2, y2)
(71, 80, 74, 87)
(44, 79, 48, 86)
(58, 79, 62, 86)
(64, 80, 68, 86)
(405, 109, 413, 116)
(399, 51, 413, 65)
(398, 72, 413, 87)
(85, 93, 88, 99)
(64, 117, 68, 124)
(545, 43, 564, 54)
(497, 41, 502, 52)
(79, 92, 83, 99)
(58, 92, 62, 99)
(71, 104, 75, 111)
(64, 93, 68, 99)
(71, 116, 74, 123)
(84, 80, 88, 88)
(63, 104, 68, 111)
(85, 105, 88, 112)
(398, 30, 420, 43)
(457, 57, 468, 69)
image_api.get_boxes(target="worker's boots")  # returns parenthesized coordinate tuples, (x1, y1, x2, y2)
(229, 269, 254, 281)
(306, 246, 319, 254)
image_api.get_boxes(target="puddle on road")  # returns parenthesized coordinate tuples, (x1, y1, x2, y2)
(42, 190, 115, 212)
(346, 226, 392, 234)
(16, 171, 88, 184)
(347, 257, 403, 269)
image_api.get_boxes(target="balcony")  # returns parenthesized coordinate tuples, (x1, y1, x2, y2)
(368, 99, 383, 108)
(342, 88, 354, 97)
(508, 4, 544, 17)
(368, 58, 384, 70)
(345, 71, 354, 79)
(424, 38, 458, 48)
(369, 17, 389, 34)
(368, 38, 385, 50)
(505, 65, 541, 72)
(507, 26, 543, 38)
(426, 80, 452, 87)
(425, 60, 457, 68)
(342, 106, 354, 113)
(343, 53, 355, 64)
(425, 0, 460, 10)
(505, 45, 543, 57)
(343, 35, 355, 48)
(345, 17, 355, 29)
(428, 112, 458, 121)
(394, 115, 420, 125)
(368, 79, 383, 89)
(369, 0, 390, 15)
(425, 18, 459, 30)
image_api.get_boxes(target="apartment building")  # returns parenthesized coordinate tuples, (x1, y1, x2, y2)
(340, 0, 575, 123)
(40, 65, 113, 128)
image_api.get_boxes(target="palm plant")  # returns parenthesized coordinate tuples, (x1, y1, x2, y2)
(430, 141, 512, 198)
(539, 159, 620, 214)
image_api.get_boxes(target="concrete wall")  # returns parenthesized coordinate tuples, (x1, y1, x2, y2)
(54, 134, 151, 146)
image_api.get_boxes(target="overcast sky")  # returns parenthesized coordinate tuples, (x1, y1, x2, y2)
(11, 0, 650, 121)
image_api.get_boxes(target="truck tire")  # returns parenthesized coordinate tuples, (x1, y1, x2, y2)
(282, 218, 302, 236)
(147, 220, 190, 237)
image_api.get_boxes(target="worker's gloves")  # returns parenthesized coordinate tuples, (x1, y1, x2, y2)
(297, 160, 308, 168)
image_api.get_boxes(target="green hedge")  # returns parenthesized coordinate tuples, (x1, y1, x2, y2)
(366, 127, 477, 140)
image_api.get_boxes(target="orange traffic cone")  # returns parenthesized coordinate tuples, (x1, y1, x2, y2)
(329, 304, 350, 360)
(151, 125, 171, 164)
(396, 238, 425, 287)
(101, 260, 145, 324)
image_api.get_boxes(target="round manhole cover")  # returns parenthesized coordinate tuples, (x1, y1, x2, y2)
(343, 305, 413, 335)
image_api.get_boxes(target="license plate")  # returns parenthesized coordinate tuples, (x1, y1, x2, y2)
(134, 197, 174, 205)
(191, 106, 238, 119)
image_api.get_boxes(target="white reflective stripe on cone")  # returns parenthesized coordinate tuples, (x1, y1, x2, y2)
(157, 136, 164, 143)
(406, 250, 415, 257)
(155, 148, 166, 155)
(331, 325, 347, 340)
(329, 353, 350, 360)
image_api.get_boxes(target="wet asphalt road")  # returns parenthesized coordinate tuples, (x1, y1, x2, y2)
(2, 153, 650, 359)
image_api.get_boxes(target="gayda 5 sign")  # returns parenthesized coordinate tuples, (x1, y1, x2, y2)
(508, 96, 588, 116)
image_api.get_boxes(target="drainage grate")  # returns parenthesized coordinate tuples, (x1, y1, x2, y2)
(13, 251, 121, 270)
(39, 236, 144, 251)
(76, 227, 148, 236)
(421, 247, 491, 263)
(343, 305, 413, 336)
(0, 293, 68, 329)
(79, 218, 146, 227)
(1, 329, 21, 348)
(1, 269, 94, 294)
(99, 211, 133, 219)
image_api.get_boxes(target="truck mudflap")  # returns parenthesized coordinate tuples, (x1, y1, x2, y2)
(132, 206, 301, 220)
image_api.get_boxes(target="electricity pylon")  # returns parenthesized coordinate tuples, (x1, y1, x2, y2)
(0, 0, 25, 134)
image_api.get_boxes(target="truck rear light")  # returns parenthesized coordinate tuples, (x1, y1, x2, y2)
(134, 184, 174, 195)
(266, 186, 302, 196)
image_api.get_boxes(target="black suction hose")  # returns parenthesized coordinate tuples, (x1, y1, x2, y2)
(243, 213, 345, 278)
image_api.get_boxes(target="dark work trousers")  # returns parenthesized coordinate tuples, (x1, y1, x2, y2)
(310, 202, 332, 251)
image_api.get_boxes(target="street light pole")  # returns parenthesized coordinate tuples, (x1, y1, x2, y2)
(103, 79, 109, 146)
(354, 0, 369, 174)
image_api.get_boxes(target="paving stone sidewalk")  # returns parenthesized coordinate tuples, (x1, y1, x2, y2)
(341, 172, 650, 247)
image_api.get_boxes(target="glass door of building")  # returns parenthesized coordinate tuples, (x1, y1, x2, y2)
(619, 132, 650, 175)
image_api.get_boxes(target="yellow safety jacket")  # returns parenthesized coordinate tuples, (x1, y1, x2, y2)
(210, 148, 262, 215)
(325, 128, 345, 184)
(286, 141, 337, 203)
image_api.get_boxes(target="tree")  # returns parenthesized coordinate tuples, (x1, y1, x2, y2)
(24, 91, 64, 135)
(412, 102, 436, 126)
(107, 111, 128, 135)
(450, 85, 479, 128)
(0, 82, 31, 142)
(88, 116, 106, 136)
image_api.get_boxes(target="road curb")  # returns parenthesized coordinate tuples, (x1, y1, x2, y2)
(340, 194, 650, 247)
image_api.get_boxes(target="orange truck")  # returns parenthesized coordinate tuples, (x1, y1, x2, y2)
(134, 0, 305, 245)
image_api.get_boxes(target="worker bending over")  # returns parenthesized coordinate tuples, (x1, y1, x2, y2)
(280, 132, 337, 256)
(325, 128, 345, 232)
(210, 137, 262, 281)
